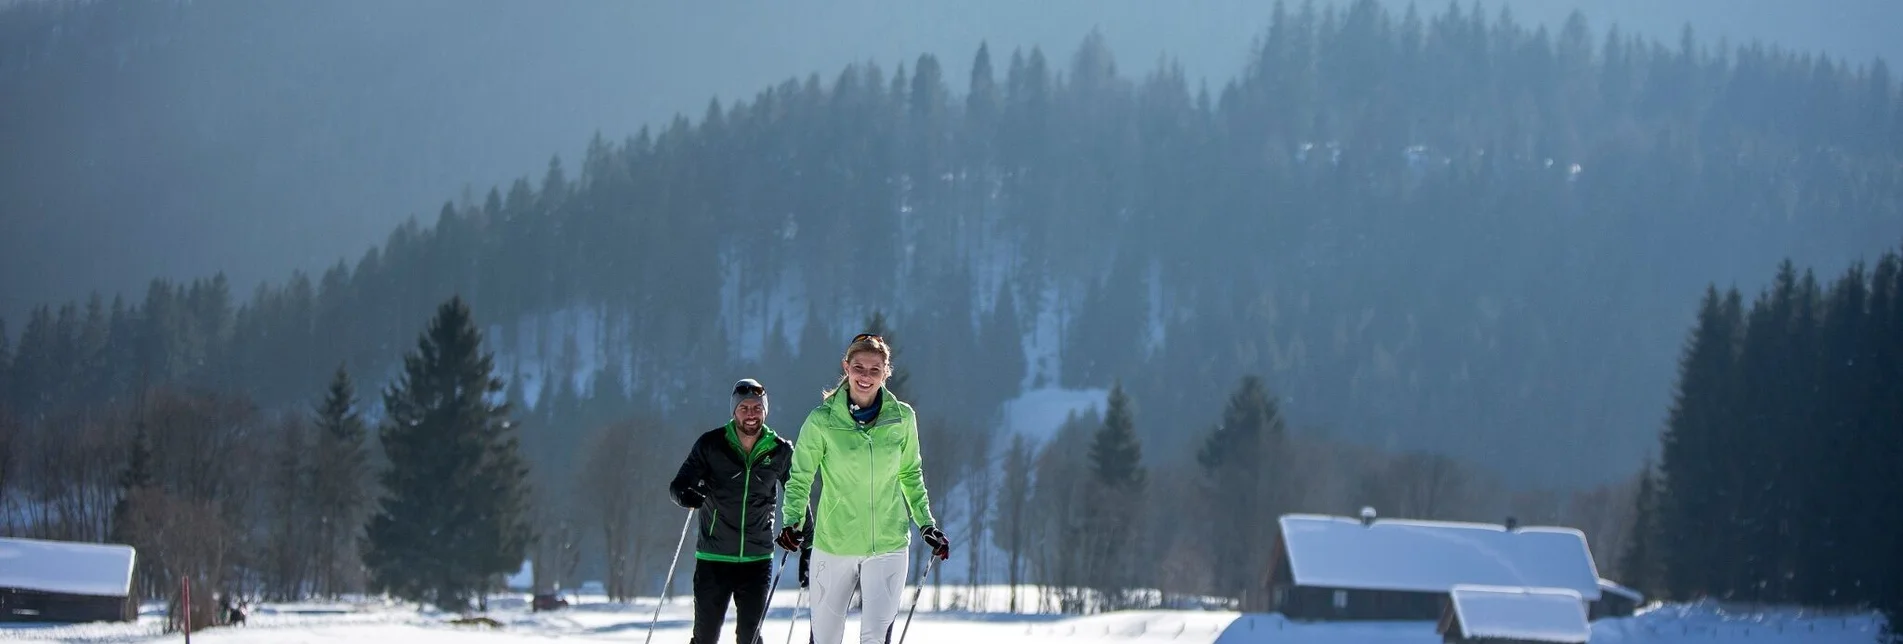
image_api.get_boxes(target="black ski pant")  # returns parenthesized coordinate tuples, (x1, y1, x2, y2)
(692, 558, 772, 644)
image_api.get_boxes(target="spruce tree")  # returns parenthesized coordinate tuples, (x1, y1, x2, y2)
(109, 412, 156, 546)
(1805, 266, 1869, 604)
(1731, 265, 1799, 602)
(1091, 383, 1144, 489)
(1870, 251, 1903, 625)
(1197, 375, 1287, 604)
(1657, 286, 1740, 600)
(363, 297, 532, 612)
(1618, 459, 1662, 597)
(1086, 382, 1144, 608)
(310, 365, 372, 598)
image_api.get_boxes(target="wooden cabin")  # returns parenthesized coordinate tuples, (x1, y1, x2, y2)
(0, 536, 137, 623)
(1257, 509, 1602, 621)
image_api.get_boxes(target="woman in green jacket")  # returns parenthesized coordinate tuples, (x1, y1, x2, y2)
(776, 333, 949, 644)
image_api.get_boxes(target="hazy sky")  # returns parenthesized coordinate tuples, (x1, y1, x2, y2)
(1, 0, 1896, 317)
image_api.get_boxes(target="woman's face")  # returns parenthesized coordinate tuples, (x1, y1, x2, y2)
(842, 350, 889, 398)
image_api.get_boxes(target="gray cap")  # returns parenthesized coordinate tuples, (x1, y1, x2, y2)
(732, 378, 768, 414)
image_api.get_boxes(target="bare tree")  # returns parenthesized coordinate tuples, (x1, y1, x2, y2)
(1562, 473, 1641, 574)
(1389, 450, 1473, 520)
(914, 418, 981, 610)
(991, 432, 1034, 612)
(578, 418, 650, 602)
(119, 487, 236, 632)
(527, 472, 571, 595)
(23, 408, 125, 541)
(0, 407, 14, 536)
(962, 424, 997, 610)
(1031, 409, 1096, 614)
(261, 414, 312, 600)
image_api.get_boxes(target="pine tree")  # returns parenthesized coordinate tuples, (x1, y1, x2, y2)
(1198, 374, 1288, 605)
(1619, 459, 1662, 597)
(363, 297, 532, 612)
(1730, 264, 1801, 602)
(310, 365, 372, 598)
(110, 411, 156, 544)
(1091, 383, 1144, 490)
(1657, 286, 1741, 600)
(109, 392, 157, 597)
(1867, 251, 1903, 624)
(1804, 265, 1869, 604)
(11, 306, 52, 417)
(1085, 382, 1144, 609)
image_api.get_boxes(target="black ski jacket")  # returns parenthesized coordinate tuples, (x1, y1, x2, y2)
(669, 422, 794, 563)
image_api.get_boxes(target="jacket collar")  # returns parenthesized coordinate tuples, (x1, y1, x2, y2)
(826, 386, 899, 427)
(723, 420, 779, 459)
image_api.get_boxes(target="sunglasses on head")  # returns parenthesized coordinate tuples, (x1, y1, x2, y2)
(733, 382, 766, 396)
(852, 333, 884, 344)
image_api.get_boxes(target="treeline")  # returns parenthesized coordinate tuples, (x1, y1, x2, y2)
(968, 372, 1646, 615)
(1624, 247, 1903, 624)
(0, 301, 1643, 618)
(0, 297, 555, 621)
(4, 0, 1899, 488)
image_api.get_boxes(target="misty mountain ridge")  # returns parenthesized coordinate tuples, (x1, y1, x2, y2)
(3, 0, 1900, 319)
(2, 0, 1900, 493)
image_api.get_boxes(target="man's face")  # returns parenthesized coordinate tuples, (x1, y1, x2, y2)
(735, 399, 766, 433)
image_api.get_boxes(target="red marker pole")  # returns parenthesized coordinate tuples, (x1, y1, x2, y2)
(182, 576, 191, 643)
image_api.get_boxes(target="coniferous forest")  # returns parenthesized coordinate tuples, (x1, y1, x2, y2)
(1, 0, 1899, 626)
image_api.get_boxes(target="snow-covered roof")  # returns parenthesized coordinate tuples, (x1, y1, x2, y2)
(1278, 514, 1601, 600)
(1598, 578, 1644, 602)
(0, 537, 137, 597)
(1447, 585, 1590, 643)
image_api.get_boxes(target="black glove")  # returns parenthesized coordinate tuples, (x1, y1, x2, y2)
(776, 526, 803, 551)
(920, 525, 950, 561)
(674, 486, 705, 509)
(798, 546, 812, 588)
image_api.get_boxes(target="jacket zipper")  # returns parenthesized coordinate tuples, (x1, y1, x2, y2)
(740, 447, 753, 560)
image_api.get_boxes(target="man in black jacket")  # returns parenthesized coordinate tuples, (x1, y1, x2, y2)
(670, 379, 795, 644)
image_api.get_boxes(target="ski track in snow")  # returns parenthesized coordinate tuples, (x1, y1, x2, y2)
(0, 592, 1883, 644)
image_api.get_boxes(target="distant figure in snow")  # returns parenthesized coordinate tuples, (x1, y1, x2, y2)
(670, 378, 795, 644)
(778, 333, 949, 644)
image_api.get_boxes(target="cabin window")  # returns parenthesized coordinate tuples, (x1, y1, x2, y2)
(1332, 590, 1348, 609)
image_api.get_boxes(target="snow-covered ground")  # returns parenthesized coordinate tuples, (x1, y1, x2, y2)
(0, 590, 1885, 643)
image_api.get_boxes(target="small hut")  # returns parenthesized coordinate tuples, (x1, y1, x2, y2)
(1438, 585, 1590, 644)
(0, 537, 138, 623)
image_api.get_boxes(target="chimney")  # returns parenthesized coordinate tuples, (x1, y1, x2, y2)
(1504, 516, 1519, 531)
(1360, 506, 1377, 526)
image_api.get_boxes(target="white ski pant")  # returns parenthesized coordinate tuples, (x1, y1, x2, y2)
(807, 547, 909, 644)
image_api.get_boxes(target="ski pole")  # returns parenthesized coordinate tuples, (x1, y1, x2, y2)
(645, 509, 696, 644)
(751, 550, 792, 644)
(783, 583, 804, 644)
(895, 553, 939, 644)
